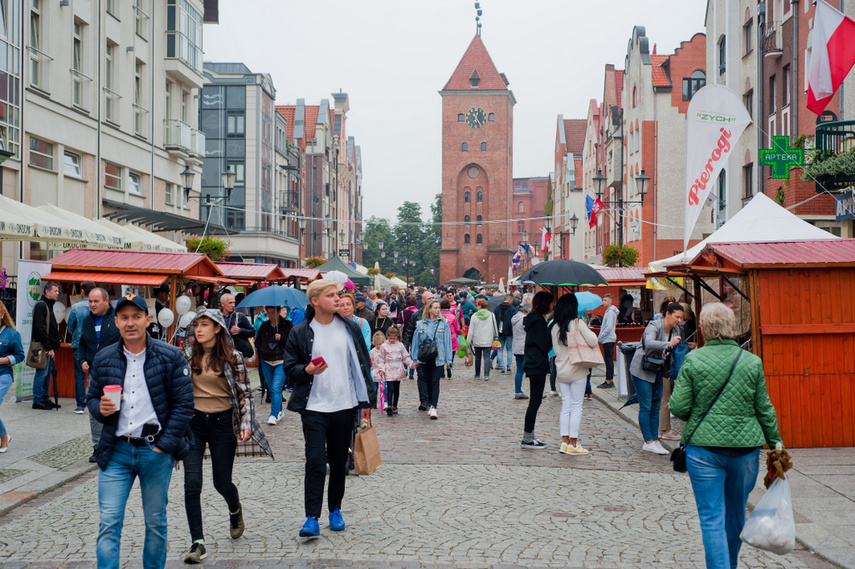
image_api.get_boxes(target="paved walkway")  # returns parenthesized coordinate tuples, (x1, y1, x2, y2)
(0, 362, 849, 568)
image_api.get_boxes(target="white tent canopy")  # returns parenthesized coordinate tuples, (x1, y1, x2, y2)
(0, 194, 85, 244)
(373, 273, 394, 291)
(389, 276, 407, 288)
(650, 193, 839, 271)
(97, 218, 185, 252)
(38, 205, 124, 249)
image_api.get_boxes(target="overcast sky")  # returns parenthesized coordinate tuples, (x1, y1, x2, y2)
(203, 0, 707, 222)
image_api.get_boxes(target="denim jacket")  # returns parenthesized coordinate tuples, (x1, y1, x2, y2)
(0, 325, 25, 377)
(410, 316, 453, 366)
(66, 299, 90, 349)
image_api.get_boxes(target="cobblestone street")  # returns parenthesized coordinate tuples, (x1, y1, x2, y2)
(0, 364, 836, 568)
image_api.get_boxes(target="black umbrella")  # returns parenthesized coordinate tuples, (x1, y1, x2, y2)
(486, 295, 506, 311)
(518, 259, 609, 287)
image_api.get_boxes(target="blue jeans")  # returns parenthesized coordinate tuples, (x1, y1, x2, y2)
(97, 441, 174, 569)
(686, 445, 760, 569)
(260, 360, 286, 417)
(496, 337, 513, 370)
(631, 374, 662, 442)
(73, 347, 86, 408)
(0, 373, 13, 438)
(514, 355, 525, 394)
(32, 356, 54, 403)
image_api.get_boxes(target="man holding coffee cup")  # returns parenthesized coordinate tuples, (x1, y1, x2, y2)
(86, 294, 194, 569)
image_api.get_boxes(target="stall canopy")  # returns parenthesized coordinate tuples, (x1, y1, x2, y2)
(650, 193, 838, 272)
(96, 218, 185, 252)
(349, 262, 369, 275)
(281, 268, 322, 282)
(595, 267, 648, 286)
(314, 257, 371, 286)
(373, 273, 394, 291)
(216, 262, 287, 284)
(389, 276, 407, 288)
(37, 205, 124, 249)
(0, 195, 86, 245)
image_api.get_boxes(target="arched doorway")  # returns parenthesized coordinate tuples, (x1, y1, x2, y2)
(463, 267, 483, 282)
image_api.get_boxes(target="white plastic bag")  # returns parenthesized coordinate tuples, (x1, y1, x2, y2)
(740, 477, 796, 555)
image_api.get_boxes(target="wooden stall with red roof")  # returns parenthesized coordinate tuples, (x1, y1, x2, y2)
(664, 239, 855, 448)
(583, 266, 651, 353)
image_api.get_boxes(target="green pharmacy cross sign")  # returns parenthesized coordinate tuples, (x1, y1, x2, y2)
(760, 136, 804, 179)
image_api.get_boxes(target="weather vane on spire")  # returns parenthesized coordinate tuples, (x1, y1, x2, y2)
(474, 2, 482, 35)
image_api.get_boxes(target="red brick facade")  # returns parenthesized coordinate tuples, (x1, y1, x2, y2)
(439, 35, 516, 284)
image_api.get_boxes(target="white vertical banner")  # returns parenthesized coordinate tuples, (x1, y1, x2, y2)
(683, 84, 752, 252)
(14, 260, 52, 401)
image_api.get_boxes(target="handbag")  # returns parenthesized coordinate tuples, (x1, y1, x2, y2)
(491, 317, 502, 350)
(671, 350, 743, 473)
(641, 325, 671, 374)
(566, 319, 605, 367)
(416, 319, 441, 364)
(353, 417, 382, 475)
(26, 340, 48, 370)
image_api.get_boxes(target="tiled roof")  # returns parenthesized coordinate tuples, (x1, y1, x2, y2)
(443, 35, 508, 91)
(650, 55, 670, 87)
(304, 106, 320, 142)
(563, 119, 587, 154)
(47, 249, 223, 276)
(615, 70, 624, 107)
(276, 105, 296, 140)
(697, 240, 855, 268)
(216, 262, 286, 280)
(276, 105, 320, 142)
(596, 266, 648, 283)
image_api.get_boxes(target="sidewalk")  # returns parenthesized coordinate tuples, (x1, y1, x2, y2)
(589, 367, 855, 569)
(0, 394, 96, 515)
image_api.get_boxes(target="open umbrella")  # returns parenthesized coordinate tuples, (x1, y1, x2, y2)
(486, 295, 506, 311)
(236, 285, 308, 309)
(575, 291, 604, 312)
(519, 259, 609, 287)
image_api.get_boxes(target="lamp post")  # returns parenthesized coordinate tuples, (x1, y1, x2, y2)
(402, 234, 410, 285)
(298, 218, 307, 265)
(339, 229, 346, 259)
(378, 240, 385, 260)
(593, 167, 649, 245)
(184, 164, 236, 225)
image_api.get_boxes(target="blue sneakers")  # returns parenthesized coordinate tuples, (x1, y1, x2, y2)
(329, 508, 345, 531)
(299, 516, 319, 538)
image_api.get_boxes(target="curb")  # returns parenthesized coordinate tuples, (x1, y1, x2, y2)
(0, 460, 98, 518)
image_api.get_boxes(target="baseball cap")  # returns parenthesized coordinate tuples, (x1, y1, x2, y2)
(115, 294, 149, 314)
(355, 293, 365, 302)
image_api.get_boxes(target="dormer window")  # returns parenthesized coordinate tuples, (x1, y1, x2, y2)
(470, 69, 480, 89)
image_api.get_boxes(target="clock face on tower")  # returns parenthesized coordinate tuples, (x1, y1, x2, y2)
(465, 107, 487, 128)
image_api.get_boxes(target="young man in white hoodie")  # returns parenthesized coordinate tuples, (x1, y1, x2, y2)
(597, 294, 619, 388)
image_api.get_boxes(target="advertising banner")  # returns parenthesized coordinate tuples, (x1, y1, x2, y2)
(14, 260, 52, 401)
(683, 84, 752, 252)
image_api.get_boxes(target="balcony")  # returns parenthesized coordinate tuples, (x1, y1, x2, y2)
(164, 119, 204, 158)
(763, 22, 783, 57)
(811, 120, 855, 192)
(279, 190, 299, 213)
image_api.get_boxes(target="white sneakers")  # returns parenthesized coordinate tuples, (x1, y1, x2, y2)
(642, 441, 670, 455)
(428, 406, 438, 420)
(267, 411, 285, 426)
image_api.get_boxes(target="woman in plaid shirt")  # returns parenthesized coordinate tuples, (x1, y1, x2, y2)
(181, 308, 273, 564)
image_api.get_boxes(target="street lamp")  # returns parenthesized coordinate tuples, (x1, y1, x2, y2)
(570, 213, 579, 235)
(185, 165, 236, 220)
(401, 234, 411, 285)
(593, 167, 648, 244)
(378, 240, 385, 259)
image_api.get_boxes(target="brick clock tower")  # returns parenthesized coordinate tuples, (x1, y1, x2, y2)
(439, 34, 515, 284)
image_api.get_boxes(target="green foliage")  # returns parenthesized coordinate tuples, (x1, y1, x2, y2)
(775, 188, 786, 206)
(367, 268, 380, 276)
(791, 134, 810, 149)
(187, 235, 229, 261)
(544, 178, 553, 217)
(304, 256, 327, 268)
(603, 243, 639, 267)
(801, 148, 855, 181)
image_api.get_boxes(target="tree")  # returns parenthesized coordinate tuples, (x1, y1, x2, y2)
(394, 201, 426, 279)
(544, 178, 553, 218)
(361, 216, 395, 270)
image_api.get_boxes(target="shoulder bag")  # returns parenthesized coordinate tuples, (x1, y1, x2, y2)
(671, 349, 743, 473)
(417, 319, 441, 364)
(26, 301, 49, 369)
(491, 316, 502, 351)
(641, 324, 672, 374)
(566, 319, 605, 367)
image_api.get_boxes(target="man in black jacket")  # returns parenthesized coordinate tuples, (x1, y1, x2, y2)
(31, 281, 61, 410)
(80, 288, 122, 463)
(86, 294, 194, 569)
(220, 293, 255, 358)
(283, 279, 375, 540)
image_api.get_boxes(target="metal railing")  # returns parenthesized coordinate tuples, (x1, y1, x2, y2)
(813, 120, 855, 191)
(70, 68, 93, 111)
(27, 46, 52, 94)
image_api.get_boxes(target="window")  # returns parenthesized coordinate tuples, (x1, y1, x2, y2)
(458, 113, 464, 122)
(470, 75, 480, 88)
(518, 201, 524, 213)
(632, 86, 637, 108)
(105, 162, 122, 191)
(165, 182, 174, 205)
(744, 90, 753, 120)
(29, 0, 44, 89)
(72, 22, 85, 108)
(682, 70, 706, 101)
(166, 0, 204, 73)
(488, 113, 494, 122)
(29, 137, 53, 170)
(128, 171, 142, 195)
(719, 36, 726, 76)
(105, 44, 116, 122)
(743, 20, 753, 56)
(63, 151, 81, 176)
(165, 80, 172, 120)
(464, 234, 470, 244)
(476, 215, 482, 225)
(134, 0, 148, 38)
(462, 142, 468, 152)
(464, 191, 470, 202)
(227, 113, 245, 136)
(481, 142, 486, 151)
(518, 221, 524, 232)
(477, 190, 482, 202)
(783, 65, 791, 106)
(227, 161, 245, 185)
(182, 92, 189, 122)
(769, 75, 777, 112)
(106, 0, 116, 16)
(476, 234, 482, 244)
(743, 164, 753, 199)
(134, 60, 145, 136)
(464, 215, 470, 224)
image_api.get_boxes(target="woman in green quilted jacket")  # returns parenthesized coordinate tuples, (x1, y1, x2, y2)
(670, 302, 782, 569)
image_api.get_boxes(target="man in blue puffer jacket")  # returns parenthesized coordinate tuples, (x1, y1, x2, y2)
(86, 294, 194, 569)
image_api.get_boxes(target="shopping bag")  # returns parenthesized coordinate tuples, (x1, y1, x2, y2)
(353, 419, 382, 475)
(457, 335, 468, 358)
(740, 477, 795, 555)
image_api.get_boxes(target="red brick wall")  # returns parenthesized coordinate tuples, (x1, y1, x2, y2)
(668, 33, 707, 115)
(763, 167, 836, 216)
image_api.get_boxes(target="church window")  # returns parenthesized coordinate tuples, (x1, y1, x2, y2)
(458, 113, 464, 122)
(477, 191, 483, 202)
(467, 166, 480, 179)
(477, 215, 482, 225)
(462, 142, 468, 152)
(476, 233, 482, 244)
(488, 113, 494, 121)
(464, 233, 470, 244)
(465, 215, 470, 224)
(518, 221, 524, 232)
(481, 142, 486, 151)
(464, 191, 470, 202)
(518, 201, 524, 213)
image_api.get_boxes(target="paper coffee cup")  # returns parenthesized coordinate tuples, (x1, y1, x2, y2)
(103, 385, 122, 408)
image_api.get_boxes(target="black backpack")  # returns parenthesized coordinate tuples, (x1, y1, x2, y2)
(496, 306, 514, 336)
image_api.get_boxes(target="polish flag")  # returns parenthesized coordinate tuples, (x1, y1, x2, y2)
(540, 227, 551, 254)
(807, 0, 855, 114)
(589, 198, 605, 228)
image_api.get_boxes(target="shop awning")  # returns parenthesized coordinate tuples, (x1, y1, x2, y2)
(103, 199, 228, 234)
(0, 194, 86, 244)
(216, 262, 287, 281)
(42, 270, 167, 287)
(96, 218, 186, 252)
(38, 205, 124, 249)
(281, 268, 322, 281)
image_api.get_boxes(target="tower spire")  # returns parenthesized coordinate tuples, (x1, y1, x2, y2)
(474, 1, 482, 36)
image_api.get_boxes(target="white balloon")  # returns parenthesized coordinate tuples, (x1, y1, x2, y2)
(175, 295, 192, 316)
(158, 308, 175, 327)
(53, 301, 67, 322)
(179, 311, 196, 329)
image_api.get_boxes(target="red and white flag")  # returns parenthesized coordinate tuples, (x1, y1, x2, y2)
(807, 0, 855, 114)
(540, 226, 551, 254)
(589, 198, 605, 228)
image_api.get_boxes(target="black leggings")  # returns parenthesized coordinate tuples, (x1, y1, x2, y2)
(473, 346, 491, 377)
(385, 381, 401, 408)
(524, 374, 547, 434)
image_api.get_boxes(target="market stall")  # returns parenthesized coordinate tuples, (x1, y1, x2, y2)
(216, 262, 287, 287)
(583, 266, 651, 349)
(664, 239, 855, 448)
(314, 257, 371, 287)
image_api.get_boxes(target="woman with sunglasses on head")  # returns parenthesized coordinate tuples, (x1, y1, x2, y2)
(181, 308, 272, 564)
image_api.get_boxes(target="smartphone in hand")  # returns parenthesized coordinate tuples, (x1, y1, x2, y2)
(311, 356, 326, 367)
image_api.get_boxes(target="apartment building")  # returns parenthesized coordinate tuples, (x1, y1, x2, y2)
(552, 116, 585, 259)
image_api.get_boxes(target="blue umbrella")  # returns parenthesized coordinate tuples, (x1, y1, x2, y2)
(236, 285, 308, 309)
(575, 291, 604, 312)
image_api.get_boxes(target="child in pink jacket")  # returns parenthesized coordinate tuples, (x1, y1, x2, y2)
(441, 299, 462, 378)
(371, 325, 412, 416)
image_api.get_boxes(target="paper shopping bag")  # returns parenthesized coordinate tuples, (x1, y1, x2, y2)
(353, 423, 382, 475)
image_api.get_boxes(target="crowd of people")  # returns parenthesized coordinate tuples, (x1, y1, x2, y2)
(0, 278, 786, 569)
